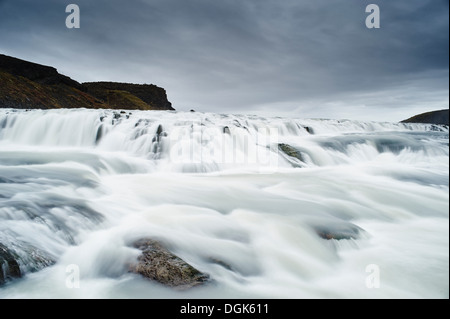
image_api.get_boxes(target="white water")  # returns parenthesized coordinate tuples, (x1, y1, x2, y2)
(0, 108, 448, 299)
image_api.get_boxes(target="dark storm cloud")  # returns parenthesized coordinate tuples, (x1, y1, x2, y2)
(0, 0, 448, 120)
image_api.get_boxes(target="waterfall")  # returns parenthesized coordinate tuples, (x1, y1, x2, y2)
(0, 109, 448, 298)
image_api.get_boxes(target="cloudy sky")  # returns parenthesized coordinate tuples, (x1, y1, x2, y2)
(0, 0, 448, 121)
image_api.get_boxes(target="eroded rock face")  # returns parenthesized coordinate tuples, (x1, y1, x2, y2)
(130, 239, 209, 290)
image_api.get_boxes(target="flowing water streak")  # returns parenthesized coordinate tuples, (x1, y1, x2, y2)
(0, 108, 448, 298)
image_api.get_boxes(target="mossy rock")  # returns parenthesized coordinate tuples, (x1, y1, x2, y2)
(279, 143, 305, 162)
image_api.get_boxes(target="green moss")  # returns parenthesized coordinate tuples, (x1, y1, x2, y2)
(106, 90, 153, 110)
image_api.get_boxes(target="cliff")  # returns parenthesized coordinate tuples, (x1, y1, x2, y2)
(0, 54, 174, 111)
(83, 82, 173, 111)
(401, 109, 449, 126)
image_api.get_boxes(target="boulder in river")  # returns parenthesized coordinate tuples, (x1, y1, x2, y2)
(313, 223, 363, 240)
(130, 239, 210, 290)
(279, 143, 306, 164)
(0, 242, 55, 286)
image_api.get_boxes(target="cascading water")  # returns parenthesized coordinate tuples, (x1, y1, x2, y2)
(0, 108, 448, 298)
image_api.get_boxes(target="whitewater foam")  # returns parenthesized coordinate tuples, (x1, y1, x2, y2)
(0, 109, 448, 298)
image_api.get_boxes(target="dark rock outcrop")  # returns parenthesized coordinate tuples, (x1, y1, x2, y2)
(401, 109, 449, 126)
(130, 239, 209, 290)
(0, 54, 174, 111)
(0, 54, 84, 90)
(0, 242, 55, 286)
(0, 243, 21, 285)
(0, 68, 105, 109)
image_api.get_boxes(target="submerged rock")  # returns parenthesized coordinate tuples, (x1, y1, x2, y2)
(95, 124, 103, 144)
(223, 126, 231, 135)
(207, 257, 233, 271)
(314, 224, 362, 241)
(130, 239, 209, 290)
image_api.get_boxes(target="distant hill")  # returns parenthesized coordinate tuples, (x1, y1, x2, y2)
(401, 109, 449, 126)
(0, 54, 174, 111)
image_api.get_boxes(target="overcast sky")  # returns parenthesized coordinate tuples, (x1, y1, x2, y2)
(0, 0, 448, 121)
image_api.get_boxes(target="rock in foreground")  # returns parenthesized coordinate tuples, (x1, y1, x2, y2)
(130, 239, 209, 290)
(0, 242, 56, 286)
(0, 244, 21, 285)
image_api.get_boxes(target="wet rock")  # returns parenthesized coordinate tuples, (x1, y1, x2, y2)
(20, 245, 56, 274)
(95, 125, 103, 144)
(130, 239, 209, 290)
(223, 126, 231, 135)
(314, 224, 362, 240)
(304, 126, 314, 134)
(279, 143, 305, 163)
(156, 124, 164, 136)
(153, 124, 168, 146)
(0, 243, 21, 285)
(0, 241, 56, 286)
(429, 124, 447, 132)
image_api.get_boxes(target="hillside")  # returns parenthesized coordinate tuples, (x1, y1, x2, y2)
(83, 82, 173, 111)
(0, 54, 174, 111)
(401, 109, 449, 126)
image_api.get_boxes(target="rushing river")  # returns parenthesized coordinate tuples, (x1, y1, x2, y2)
(0, 108, 448, 299)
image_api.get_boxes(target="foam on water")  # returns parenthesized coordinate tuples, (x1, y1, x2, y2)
(0, 109, 448, 298)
